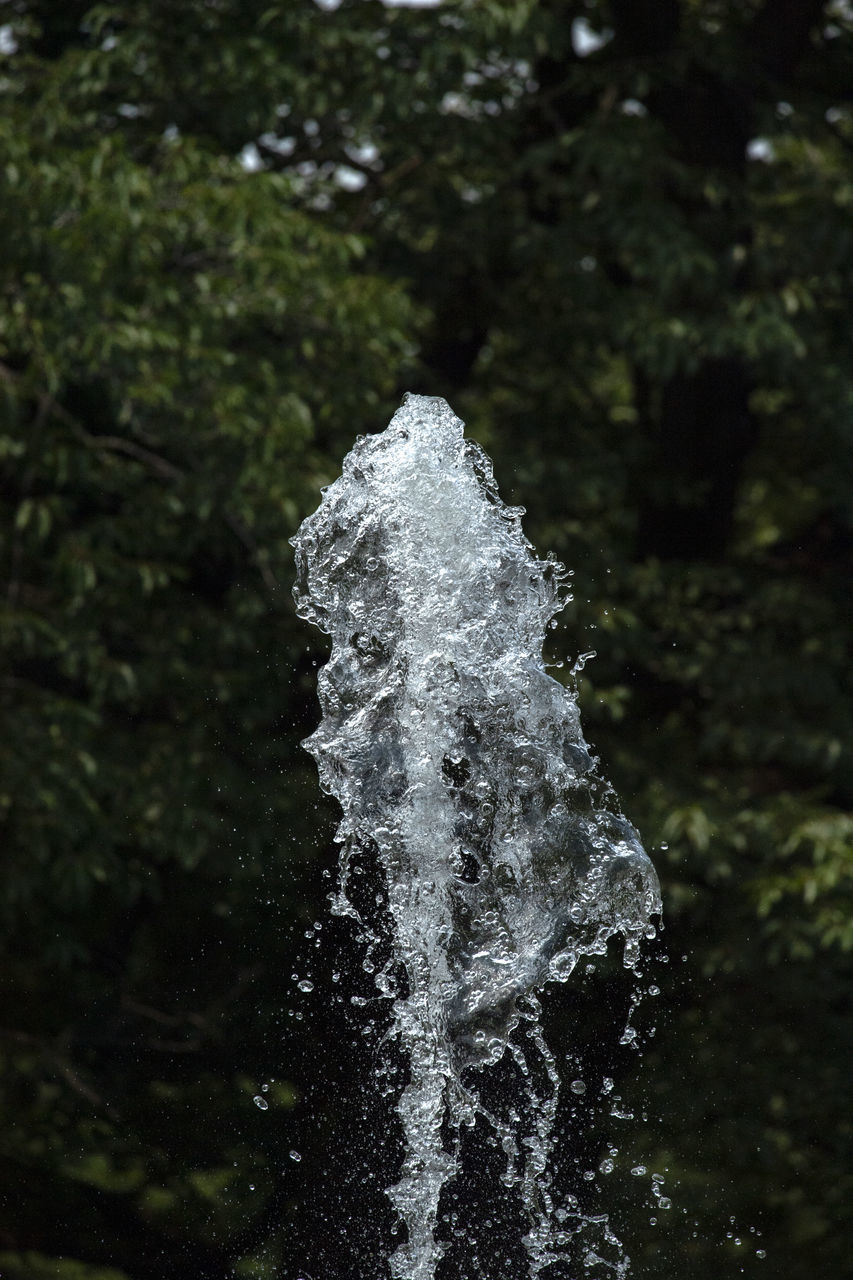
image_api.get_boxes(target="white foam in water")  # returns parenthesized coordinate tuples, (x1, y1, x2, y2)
(292, 395, 661, 1280)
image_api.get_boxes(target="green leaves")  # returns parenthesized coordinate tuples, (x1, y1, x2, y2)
(0, 22, 416, 1274)
(755, 809, 853, 952)
(1, 2, 851, 1278)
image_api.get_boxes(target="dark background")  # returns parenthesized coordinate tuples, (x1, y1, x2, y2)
(0, 1, 851, 1277)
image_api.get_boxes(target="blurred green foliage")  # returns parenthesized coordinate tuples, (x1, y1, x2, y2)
(0, 1, 850, 1277)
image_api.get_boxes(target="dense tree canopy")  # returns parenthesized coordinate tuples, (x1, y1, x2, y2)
(0, 1, 851, 1277)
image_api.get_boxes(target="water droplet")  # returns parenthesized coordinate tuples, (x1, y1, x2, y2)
(289, 1149, 302, 1162)
(756, 1250, 766, 1259)
(298, 979, 314, 993)
(570, 1079, 586, 1095)
(631, 1165, 647, 1177)
(571, 650, 597, 675)
(253, 1095, 269, 1110)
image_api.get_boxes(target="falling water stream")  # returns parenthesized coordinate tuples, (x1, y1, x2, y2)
(292, 394, 661, 1280)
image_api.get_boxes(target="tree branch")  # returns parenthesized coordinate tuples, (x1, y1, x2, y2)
(609, 0, 682, 56)
(750, 0, 828, 81)
(0, 1028, 120, 1118)
(0, 363, 281, 600)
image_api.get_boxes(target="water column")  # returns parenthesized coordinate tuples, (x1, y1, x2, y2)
(292, 394, 661, 1280)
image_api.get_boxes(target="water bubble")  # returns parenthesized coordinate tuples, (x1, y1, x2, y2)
(570, 1079, 586, 1095)
(253, 1095, 269, 1110)
(756, 1250, 766, 1259)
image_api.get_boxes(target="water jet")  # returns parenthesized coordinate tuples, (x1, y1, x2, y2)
(292, 394, 661, 1279)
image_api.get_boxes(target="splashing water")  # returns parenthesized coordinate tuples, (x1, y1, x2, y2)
(292, 395, 661, 1280)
